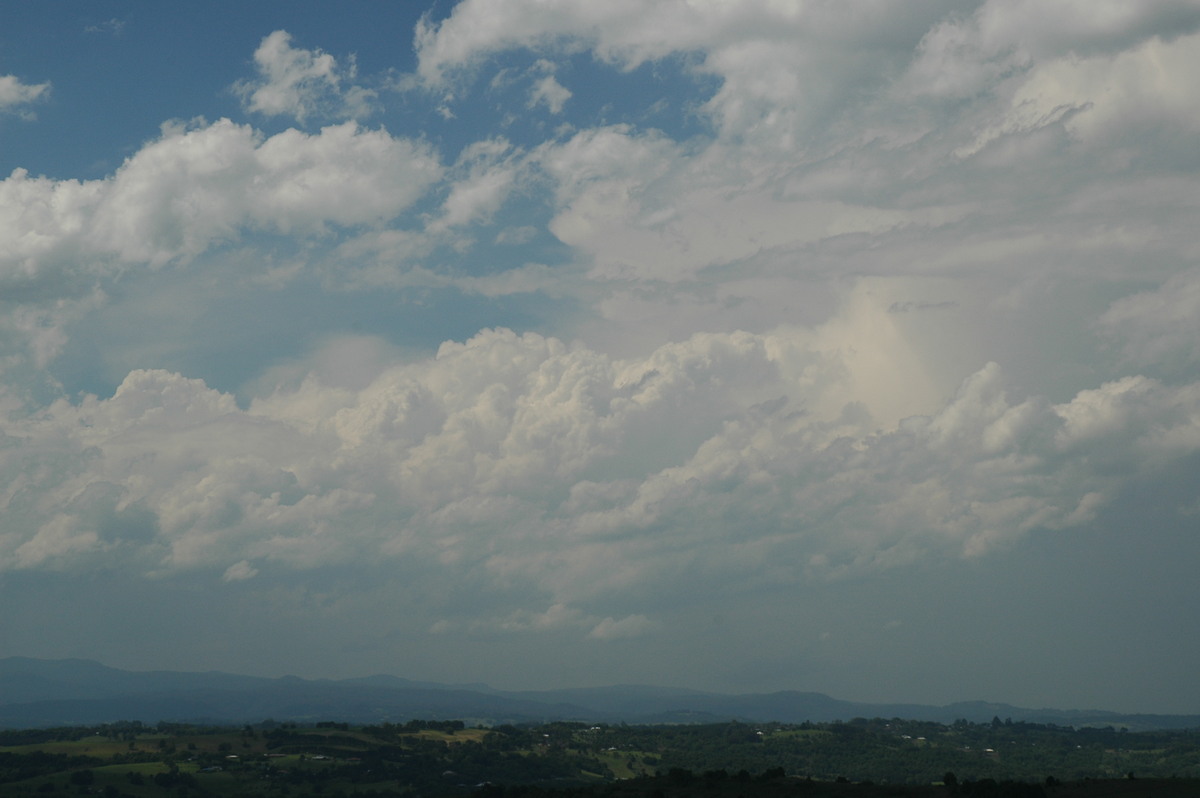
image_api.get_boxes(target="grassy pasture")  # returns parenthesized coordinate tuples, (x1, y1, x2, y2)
(410, 727, 491, 744)
(596, 749, 658, 778)
(0, 735, 137, 756)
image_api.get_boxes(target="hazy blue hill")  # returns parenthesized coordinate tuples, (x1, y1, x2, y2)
(2, 657, 1198, 730)
(512, 689, 866, 724)
(0, 656, 272, 704)
(502, 684, 716, 717)
(0, 658, 598, 727)
(339, 673, 495, 693)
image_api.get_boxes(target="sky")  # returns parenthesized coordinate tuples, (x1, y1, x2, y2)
(1, 0, 1199, 716)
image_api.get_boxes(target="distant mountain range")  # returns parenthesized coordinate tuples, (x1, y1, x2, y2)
(1, 657, 1197, 731)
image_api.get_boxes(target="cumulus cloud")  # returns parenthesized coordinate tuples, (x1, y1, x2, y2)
(0, 118, 442, 379)
(0, 74, 49, 116)
(589, 614, 655, 640)
(4, 327, 1198, 636)
(234, 30, 375, 122)
(3, 2, 1200, 701)
(1100, 268, 1200, 375)
(405, 0, 1200, 413)
(527, 60, 572, 113)
(1, 119, 440, 278)
(223, 560, 259, 582)
(414, 0, 937, 147)
(430, 138, 521, 232)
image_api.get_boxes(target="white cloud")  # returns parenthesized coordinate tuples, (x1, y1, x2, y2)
(234, 30, 375, 122)
(1, 119, 440, 277)
(0, 168, 102, 281)
(415, 0, 936, 147)
(903, 0, 1200, 101)
(529, 74, 571, 114)
(0, 74, 50, 115)
(0, 119, 442, 378)
(222, 559, 259, 582)
(4, 327, 1198, 637)
(527, 60, 572, 114)
(83, 18, 126, 36)
(526, 119, 971, 344)
(957, 30, 1200, 157)
(498, 603, 587, 633)
(589, 614, 655, 640)
(13, 514, 101, 570)
(2, 2, 1200, 705)
(430, 138, 521, 232)
(399, 0, 1198, 430)
(1100, 268, 1200, 375)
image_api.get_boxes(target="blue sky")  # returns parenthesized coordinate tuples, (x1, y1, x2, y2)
(2, 0, 1200, 715)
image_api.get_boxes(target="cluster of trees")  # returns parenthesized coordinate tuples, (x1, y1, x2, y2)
(570, 717, 1200, 784)
(1, 717, 1199, 796)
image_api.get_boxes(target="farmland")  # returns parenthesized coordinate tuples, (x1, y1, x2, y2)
(2, 717, 1199, 797)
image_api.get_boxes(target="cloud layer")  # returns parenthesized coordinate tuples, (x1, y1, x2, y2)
(2, 0, 1199, 710)
(7, 329, 1199, 633)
